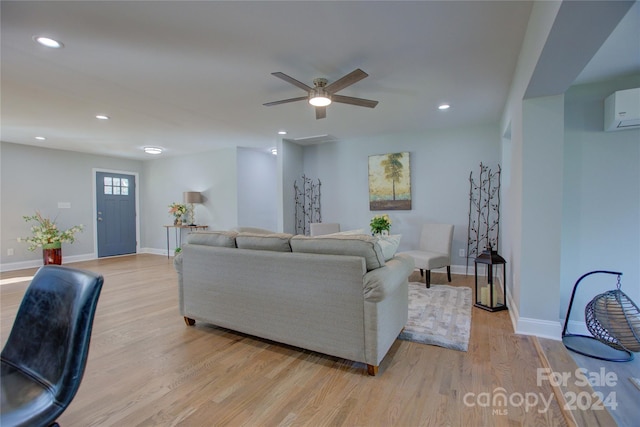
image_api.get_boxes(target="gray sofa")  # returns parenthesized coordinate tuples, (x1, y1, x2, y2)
(174, 230, 414, 375)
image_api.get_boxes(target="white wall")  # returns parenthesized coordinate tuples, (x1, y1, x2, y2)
(301, 124, 500, 270)
(561, 76, 640, 326)
(237, 148, 278, 231)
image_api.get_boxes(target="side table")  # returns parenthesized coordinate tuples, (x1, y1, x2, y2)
(163, 225, 208, 258)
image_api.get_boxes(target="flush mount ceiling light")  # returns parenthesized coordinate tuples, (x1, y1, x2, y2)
(35, 136, 46, 140)
(33, 36, 64, 48)
(95, 115, 110, 120)
(143, 147, 163, 155)
(278, 130, 287, 135)
(438, 104, 451, 110)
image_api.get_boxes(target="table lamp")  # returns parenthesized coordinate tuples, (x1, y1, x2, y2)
(183, 191, 202, 225)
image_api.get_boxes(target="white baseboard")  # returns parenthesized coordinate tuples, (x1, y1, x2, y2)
(0, 252, 96, 272)
(501, 283, 563, 340)
(515, 317, 563, 341)
(140, 247, 169, 257)
(412, 264, 474, 277)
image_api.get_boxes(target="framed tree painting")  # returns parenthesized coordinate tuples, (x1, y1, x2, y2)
(368, 152, 411, 210)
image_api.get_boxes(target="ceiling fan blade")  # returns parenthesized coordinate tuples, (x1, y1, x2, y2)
(263, 96, 308, 107)
(325, 69, 368, 93)
(315, 106, 327, 120)
(332, 94, 378, 108)
(271, 72, 312, 91)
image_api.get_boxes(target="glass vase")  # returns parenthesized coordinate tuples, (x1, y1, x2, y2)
(42, 242, 62, 265)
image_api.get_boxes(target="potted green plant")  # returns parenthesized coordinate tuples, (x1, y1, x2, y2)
(370, 214, 391, 236)
(20, 211, 83, 265)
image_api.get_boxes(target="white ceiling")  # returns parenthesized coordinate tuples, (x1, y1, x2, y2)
(1, 1, 638, 160)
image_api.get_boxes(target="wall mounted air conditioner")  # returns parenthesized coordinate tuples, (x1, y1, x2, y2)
(604, 88, 640, 131)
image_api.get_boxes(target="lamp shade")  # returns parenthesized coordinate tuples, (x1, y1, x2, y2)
(183, 191, 202, 204)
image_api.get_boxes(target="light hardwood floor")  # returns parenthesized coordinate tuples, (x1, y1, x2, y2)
(1, 255, 615, 426)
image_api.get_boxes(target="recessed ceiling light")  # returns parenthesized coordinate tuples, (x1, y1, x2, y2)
(144, 147, 163, 155)
(438, 104, 451, 110)
(278, 131, 287, 135)
(96, 115, 110, 120)
(33, 36, 64, 49)
(35, 136, 46, 140)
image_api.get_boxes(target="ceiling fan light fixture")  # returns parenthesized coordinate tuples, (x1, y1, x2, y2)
(144, 147, 163, 155)
(309, 88, 332, 107)
(33, 36, 64, 48)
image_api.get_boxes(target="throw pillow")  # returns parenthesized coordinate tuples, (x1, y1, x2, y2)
(327, 228, 366, 236)
(376, 234, 402, 260)
(236, 232, 293, 252)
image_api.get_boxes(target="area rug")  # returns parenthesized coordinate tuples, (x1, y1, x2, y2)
(398, 282, 472, 352)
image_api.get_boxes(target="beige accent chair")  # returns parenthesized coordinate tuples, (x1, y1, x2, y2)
(310, 222, 340, 236)
(399, 223, 454, 288)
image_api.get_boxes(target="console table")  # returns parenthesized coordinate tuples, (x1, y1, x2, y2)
(163, 225, 208, 258)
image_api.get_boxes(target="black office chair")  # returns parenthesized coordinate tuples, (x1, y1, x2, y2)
(1, 265, 104, 427)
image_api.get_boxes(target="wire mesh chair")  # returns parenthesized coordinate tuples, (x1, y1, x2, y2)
(562, 270, 640, 362)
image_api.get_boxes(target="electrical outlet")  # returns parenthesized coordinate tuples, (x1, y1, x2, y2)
(7, 248, 14, 256)
(458, 249, 465, 257)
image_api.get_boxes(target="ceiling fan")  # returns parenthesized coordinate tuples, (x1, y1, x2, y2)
(263, 68, 378, 119)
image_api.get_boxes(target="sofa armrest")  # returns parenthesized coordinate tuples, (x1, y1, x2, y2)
(363, 253, 414, 302)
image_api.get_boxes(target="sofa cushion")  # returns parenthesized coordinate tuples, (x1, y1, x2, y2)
(376, 234, 402, 261)
(236, 232, 293, 252)
(290, 234, 385, 271)
(186, 231, 237, 247)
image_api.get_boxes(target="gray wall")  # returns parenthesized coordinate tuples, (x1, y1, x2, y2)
(237, 148, 277, 231)
(141, 147, 238, 254)
(0, 141, 294, 268)
(301, 124, 500, 268)
(280, 139, 304, 234)
(561, 76, 640, 323)
(0, 141, 142, 266)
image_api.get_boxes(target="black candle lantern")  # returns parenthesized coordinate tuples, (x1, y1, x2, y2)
(474, 246, 507, 312)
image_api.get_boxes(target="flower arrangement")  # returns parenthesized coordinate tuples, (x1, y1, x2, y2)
(168, 202, 187, 219)
(20, 211, 84, 251)
(370, 214, 391, 234)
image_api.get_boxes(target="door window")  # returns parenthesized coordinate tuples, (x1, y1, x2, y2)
(103, 176, 129, 196)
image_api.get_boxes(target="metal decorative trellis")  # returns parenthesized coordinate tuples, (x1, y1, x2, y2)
(294, 175, 321, 236)
(466, 162, 501, 273)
